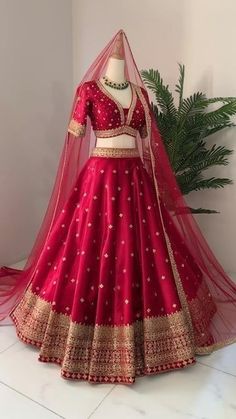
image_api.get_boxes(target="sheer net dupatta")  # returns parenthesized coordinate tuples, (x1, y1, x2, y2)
(0, 29, 145, 322)
(1, 29, 236, 354)
(140, 90, 236, 352)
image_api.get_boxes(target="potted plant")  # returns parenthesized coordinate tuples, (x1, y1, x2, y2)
(141, 65, 236, 213)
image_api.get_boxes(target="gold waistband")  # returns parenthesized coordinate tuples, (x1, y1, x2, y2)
(94, 126, 137, 138)
(91, 147, 140, 158)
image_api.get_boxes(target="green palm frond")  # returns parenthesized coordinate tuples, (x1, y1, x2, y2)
(188, 207, 220, 214)
(175, 63, 185, 112)
(141, 69, 177, 121)
(177, 145, 234, 174)
(141, 64, 236, 214)
(187, 177, 233, 192)
(204, 97, 236, 104)
(200, 122, 235, 139)
(203, 101, 236, 125)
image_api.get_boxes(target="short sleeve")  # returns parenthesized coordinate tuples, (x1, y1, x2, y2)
(68, 82, 91, 137)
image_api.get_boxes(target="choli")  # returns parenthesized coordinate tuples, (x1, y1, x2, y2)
(68, 80, 149, 139)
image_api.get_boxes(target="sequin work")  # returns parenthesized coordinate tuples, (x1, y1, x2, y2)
(67, 80, 148, 139)
(10, 155, 218, 384)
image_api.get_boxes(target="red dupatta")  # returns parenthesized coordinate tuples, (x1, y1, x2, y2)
(1, 29, 236, 352)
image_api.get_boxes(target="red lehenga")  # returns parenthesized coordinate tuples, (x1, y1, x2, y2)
(1, 29, 236, 385)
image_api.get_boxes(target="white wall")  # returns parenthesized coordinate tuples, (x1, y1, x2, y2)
(72, 0, 236, 272)
(1, 0, 236, 273)
(0, 0, 73, 264)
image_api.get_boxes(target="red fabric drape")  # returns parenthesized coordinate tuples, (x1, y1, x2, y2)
(1, 29, 236, 352)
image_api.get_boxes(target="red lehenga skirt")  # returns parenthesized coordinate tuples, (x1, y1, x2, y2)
(10, 146, 218, 384)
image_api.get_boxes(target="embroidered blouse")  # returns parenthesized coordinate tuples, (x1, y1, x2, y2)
(68, 80, 149, 139)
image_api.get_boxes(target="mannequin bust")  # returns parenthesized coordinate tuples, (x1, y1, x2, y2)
(96, 32, 136, 149)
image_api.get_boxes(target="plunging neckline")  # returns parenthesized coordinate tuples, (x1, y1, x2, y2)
(95, 79, 136, 125)
(96, 79, 134, 110)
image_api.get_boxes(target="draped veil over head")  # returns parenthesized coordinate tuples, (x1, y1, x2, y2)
(1, 29, 236, 352)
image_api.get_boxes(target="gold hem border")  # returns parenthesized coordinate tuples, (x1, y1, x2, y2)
(10, 286, 197, 381)
(10, 311, 196, 384)
(10, 286, 236, 383)
(195, 337, 236, 355)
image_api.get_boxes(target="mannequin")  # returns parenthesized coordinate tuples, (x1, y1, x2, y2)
(96, 32, 136, 149)
(2, 28, 236, 385)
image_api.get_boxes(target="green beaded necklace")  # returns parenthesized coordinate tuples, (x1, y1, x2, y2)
(102, 75, 129, 90)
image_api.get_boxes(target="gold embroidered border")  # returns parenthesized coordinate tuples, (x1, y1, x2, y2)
(96, 79, 126, 125)
(136, 86, 236, 356)
(68, 119, 86, 137)
(94, 125, 137, 138)
(195, 337, 236, 354)
(11, 286, 196, 381)
(91, 147, 140, 158)
(188, 279, 217, 347)
(136, 85, 194, 337)
(126, 83, 137, 126)
(140, 123, 148, 139)
(188, 279, 236, 353)
(132, 84, 147, 139)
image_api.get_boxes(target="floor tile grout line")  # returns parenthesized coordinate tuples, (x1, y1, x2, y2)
(0, 380, 66, 419)
(0, 340, 19, 355)
(197, 360, 236, 378)
(86, 385, 116, 419)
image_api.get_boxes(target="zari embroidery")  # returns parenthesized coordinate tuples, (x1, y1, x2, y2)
(94, 125, 137, 138)
(137, 88, 236, 355)
(139, 123, 148, 139)
(91, 147, 140, 158)
(126, 83, 137, 126)
(96, 80, 136, 125)
(68, 119, 86, 137)
(11, 286, 196, 383)
(137, 85, 196, 344)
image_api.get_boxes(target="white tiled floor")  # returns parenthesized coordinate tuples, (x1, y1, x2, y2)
(0, 261, 236, 419)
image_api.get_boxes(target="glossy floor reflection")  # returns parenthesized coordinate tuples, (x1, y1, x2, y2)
(0, 260, 236, 419)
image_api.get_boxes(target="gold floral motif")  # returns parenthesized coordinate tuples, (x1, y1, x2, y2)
(186, 279, 230, 353)
(188, 279, 217, 344)
(11, 286, 196, 382)
(91, 147, 140, 158)
(10, 282, 235, 383)
(96, 79, 125, 125)
(68, 119, 86, 137)
(96, 80, 137, 126)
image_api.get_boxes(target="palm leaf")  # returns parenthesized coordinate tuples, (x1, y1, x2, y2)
(188, 207, 220, 214)
(175, 63, 185, 112)
(203, 101, 236, 125)
(177, 145, 233, 173)
(141, 64, 236, 213)
(182, 177, 233, 195)
(141, 69, 177, 120)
